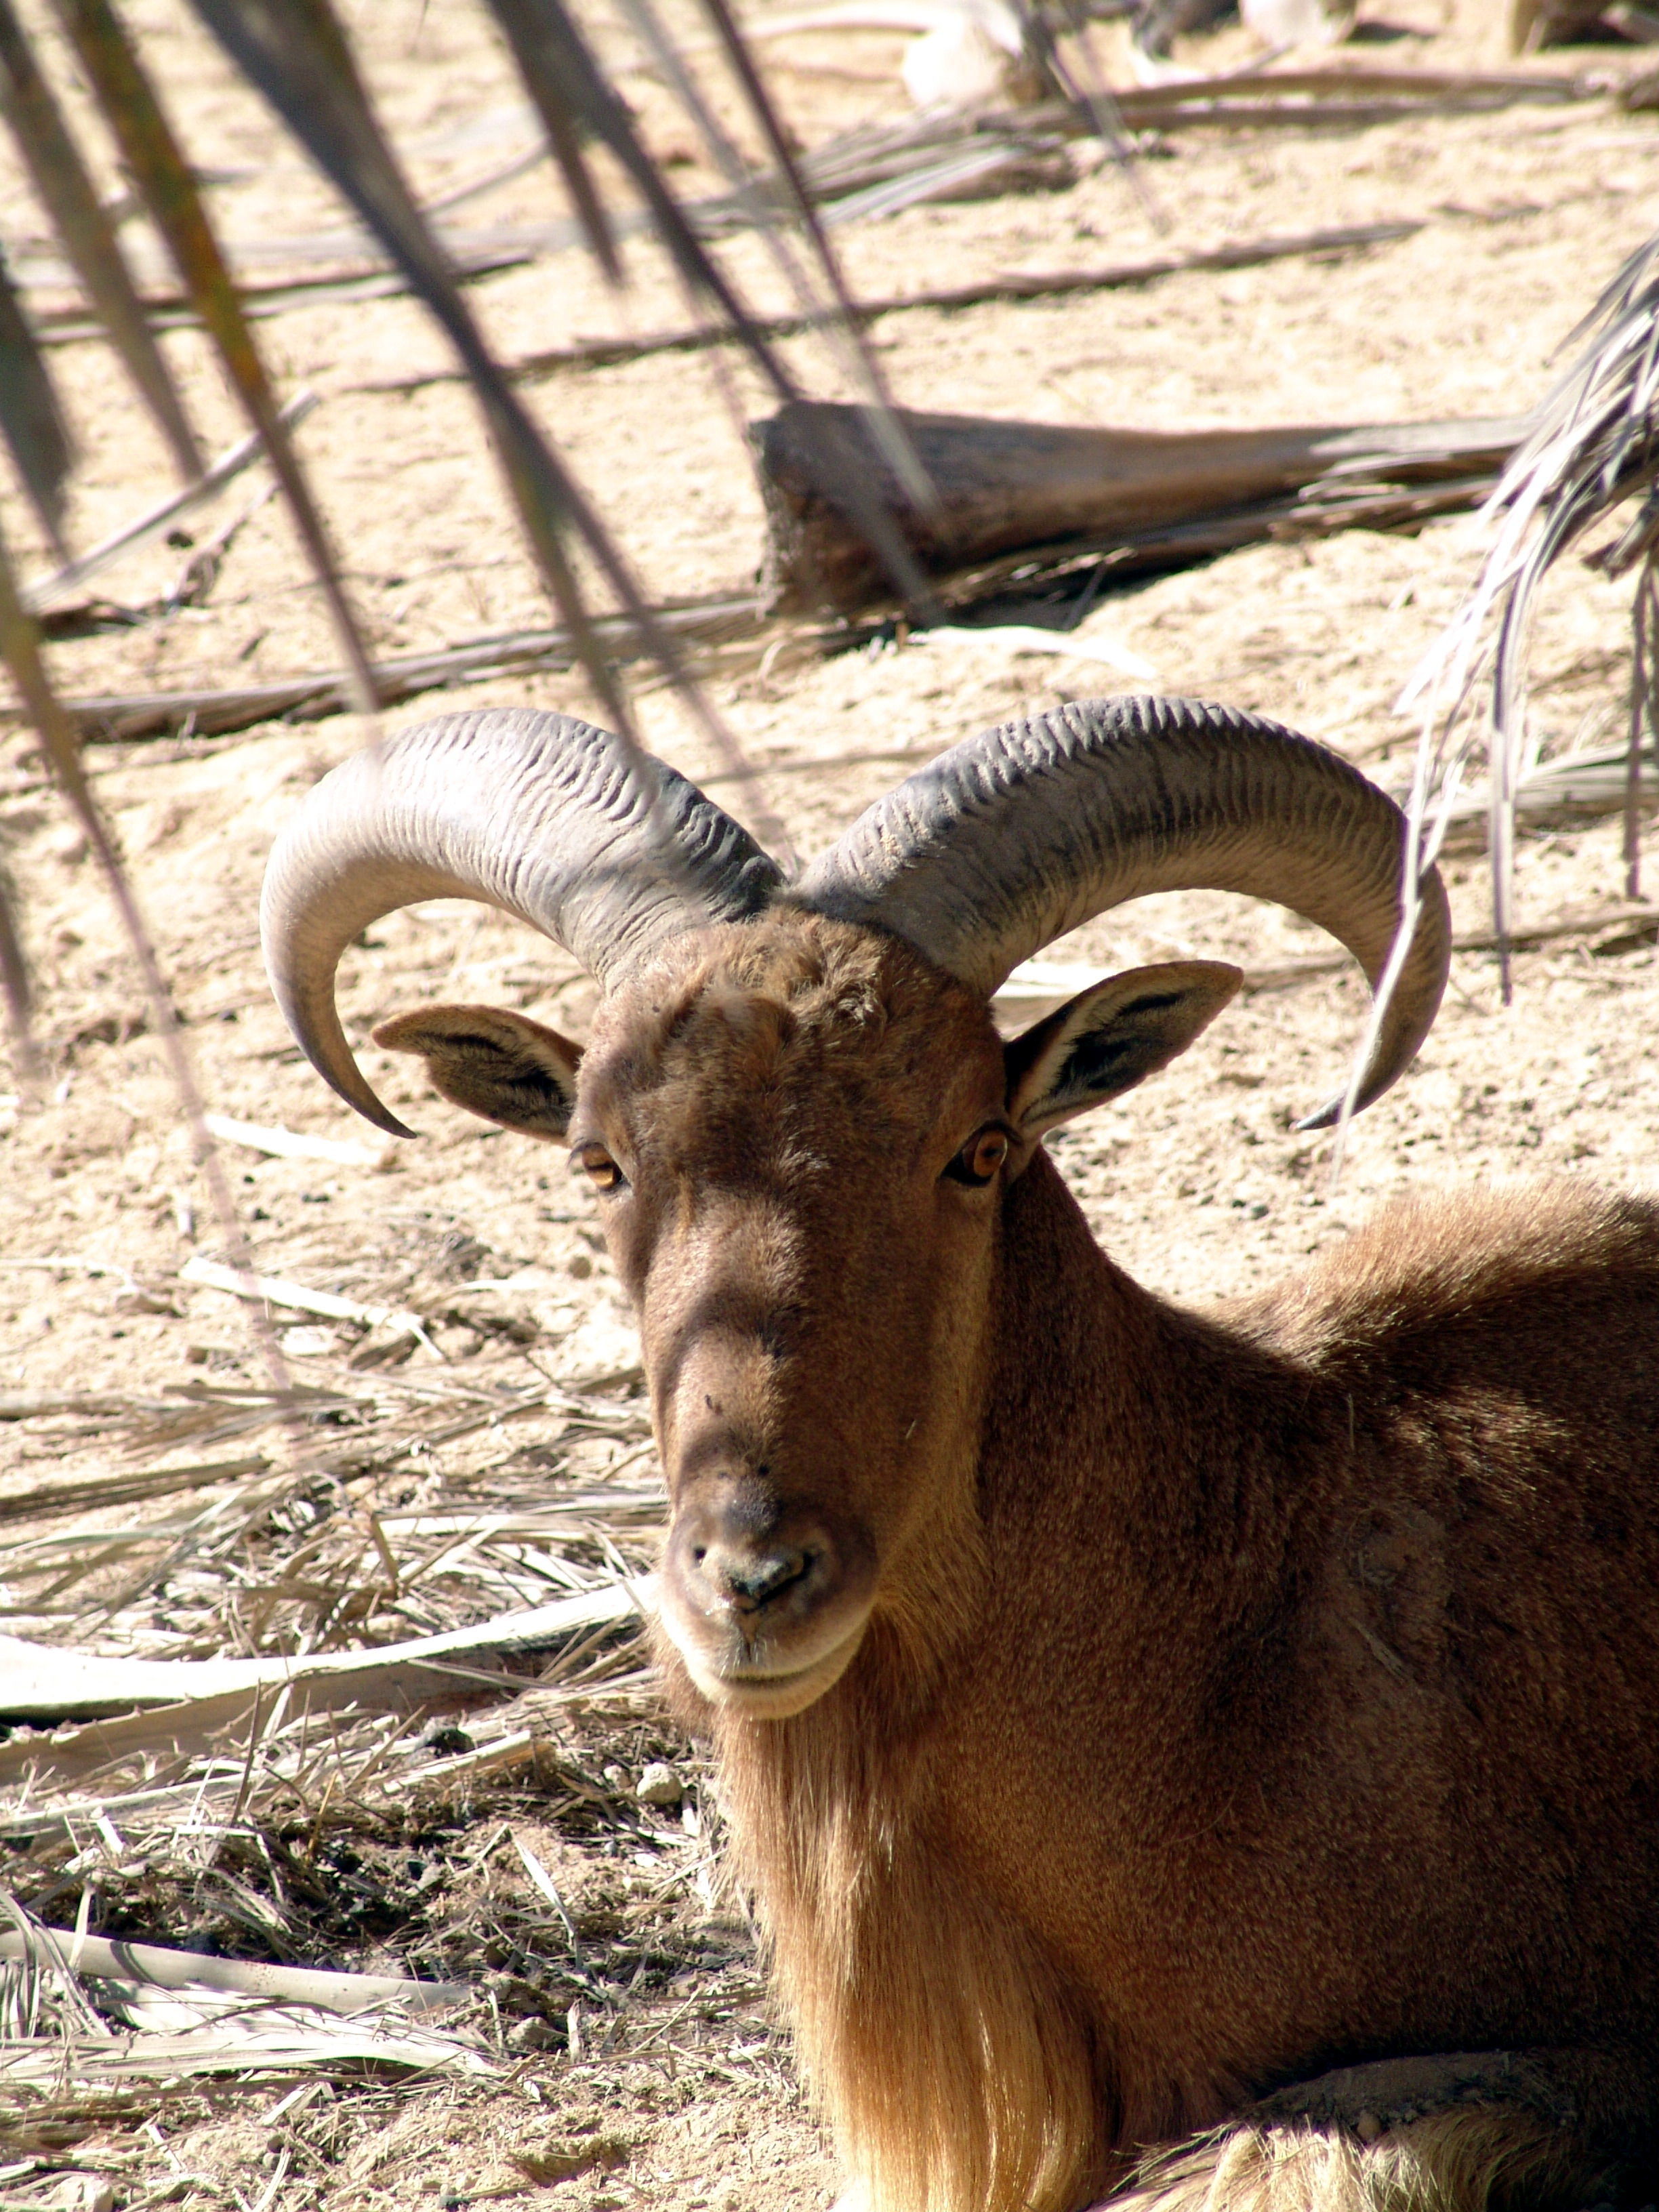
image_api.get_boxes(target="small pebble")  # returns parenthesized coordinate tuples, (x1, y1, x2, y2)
(1355, 2110, 1383, 2144)
(636, 1761, 684, 1807)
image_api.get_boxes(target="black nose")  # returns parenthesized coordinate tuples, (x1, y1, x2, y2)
(697, 1539, 813, 1613)
(669, 1498, 840, 1628)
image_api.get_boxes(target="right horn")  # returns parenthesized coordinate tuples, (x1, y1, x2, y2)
(262, 708, 783, 1138)
(796, 695, 1450, 1123)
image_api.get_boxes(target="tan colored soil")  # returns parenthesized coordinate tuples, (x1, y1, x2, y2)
(5, 0, 1659, 2203)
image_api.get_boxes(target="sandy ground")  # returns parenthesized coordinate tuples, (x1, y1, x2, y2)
(5, 0, 1659, 2204)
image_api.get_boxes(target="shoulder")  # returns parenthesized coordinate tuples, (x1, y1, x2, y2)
(1230, 1179, 1659, 1371)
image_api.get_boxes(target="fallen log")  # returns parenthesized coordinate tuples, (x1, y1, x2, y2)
(756, 401, 1528, 615)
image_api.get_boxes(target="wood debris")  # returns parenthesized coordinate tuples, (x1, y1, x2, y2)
(20, 392, 320, 618)
(758, 399, 1528, 615)
(0, 594, 764, 746)
(991, 900, 1659, 1024)
(0, 2013, 495, 2085)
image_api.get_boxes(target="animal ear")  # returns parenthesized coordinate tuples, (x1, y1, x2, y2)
(371, 1004, 583, 1141)
(1005, 962, 1242, 1136)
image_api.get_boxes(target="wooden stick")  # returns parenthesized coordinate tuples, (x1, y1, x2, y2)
(1436, 743, 1659, 849)
(1238, 903, 1659, 990)
(181, 1254, 426, 1335)
(1118, 65, 1580, 100)
(34, 249, 530, 346)
(0, 2015, 492, 2083)
(201, 1111, 386, 1169)
(992, 903, 1659, 1024)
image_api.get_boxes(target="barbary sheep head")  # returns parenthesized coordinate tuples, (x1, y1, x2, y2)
(262, 699, 1448, 1717)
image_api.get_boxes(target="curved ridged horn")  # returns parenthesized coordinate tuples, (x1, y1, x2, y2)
(796, 695, 1450, 1124)
(262, 708, 783, 1137)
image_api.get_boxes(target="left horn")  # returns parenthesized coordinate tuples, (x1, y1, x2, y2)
(261, 708, 783, 1137)
(796, 695, 1450, 1123)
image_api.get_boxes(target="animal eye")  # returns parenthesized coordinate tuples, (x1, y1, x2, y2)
(944, 1126, 1010, 1188)
(573, 1143, 626, 1193)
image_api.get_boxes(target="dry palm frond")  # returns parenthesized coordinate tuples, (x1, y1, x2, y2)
(1401, 231, 1659, 999)
(0, 1925, 468, 2011)
(52, 0, 377, 718)
(0, 1414, 670, 1996)
(0, 0, 945, 1465)
(0, 0, 199, 480)
(0, 2007, 495, 2082)
(0, 0, 996, 1234)
(0, 242, 71, 557)
(0, 1408, 724, 2129)
(0, 1583, 642, 1725)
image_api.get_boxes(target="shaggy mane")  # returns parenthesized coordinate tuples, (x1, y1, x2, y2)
(712, 1620, 1116, 2212)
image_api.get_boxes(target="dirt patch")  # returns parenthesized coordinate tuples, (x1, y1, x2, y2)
(5, 1, 1659, 2205)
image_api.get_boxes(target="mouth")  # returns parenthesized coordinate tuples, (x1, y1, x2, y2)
(663, 1607, 872, 1719)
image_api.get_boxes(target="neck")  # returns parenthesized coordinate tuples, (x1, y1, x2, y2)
(985, 1145, 1311, 1630)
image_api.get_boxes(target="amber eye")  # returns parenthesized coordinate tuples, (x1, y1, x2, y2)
(573, 1143, 626, 1193)
(944, 1126, 1010, 1188)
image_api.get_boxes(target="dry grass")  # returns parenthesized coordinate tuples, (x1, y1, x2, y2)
(0, 1345, 821, 2205)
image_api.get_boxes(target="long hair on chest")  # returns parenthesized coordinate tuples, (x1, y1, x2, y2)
(712, 1612, 1118, 2212)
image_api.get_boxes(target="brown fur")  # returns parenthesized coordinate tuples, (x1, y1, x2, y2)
(406, 910, 1659, 2212)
